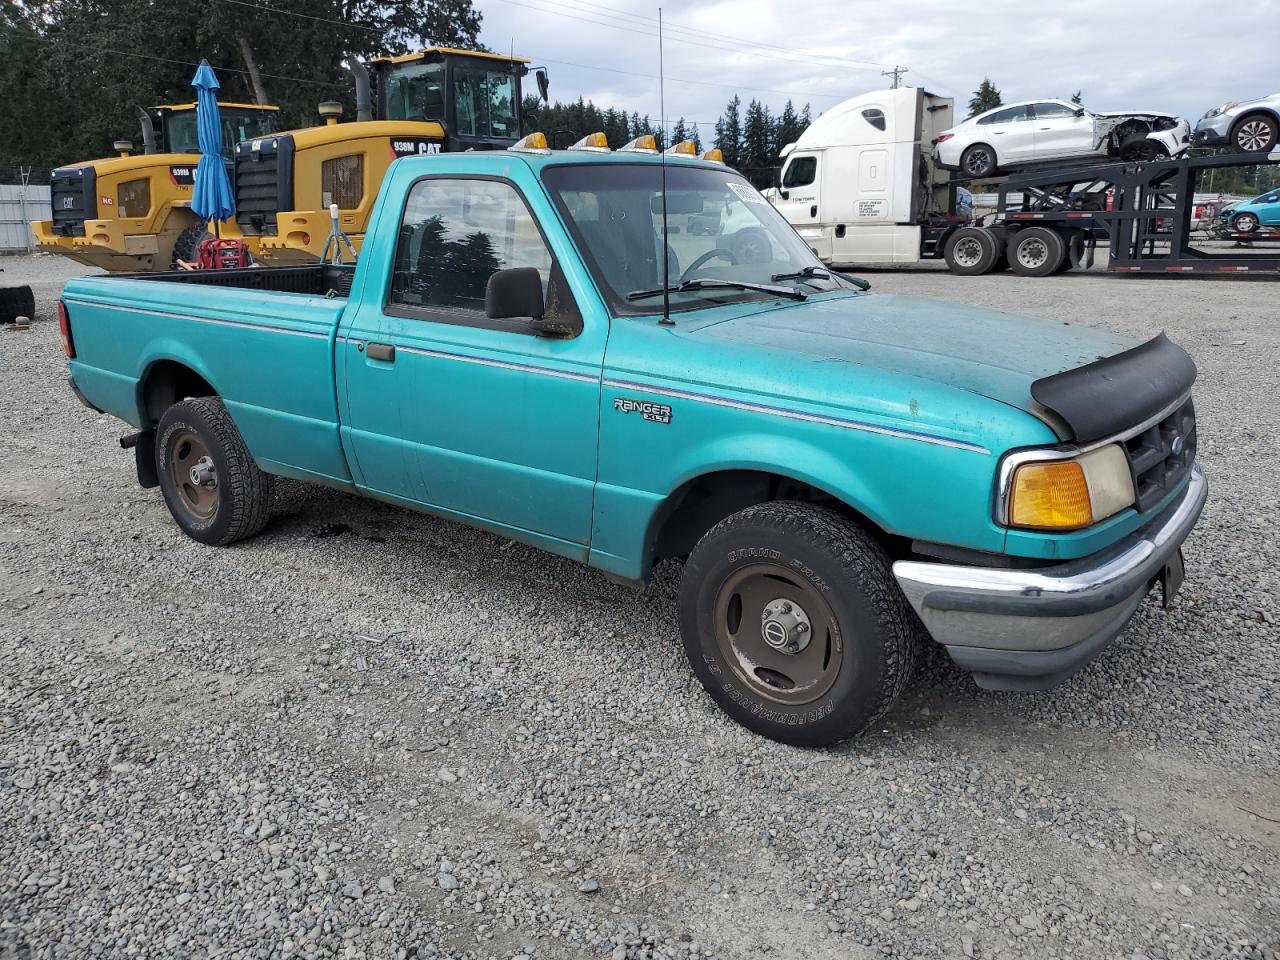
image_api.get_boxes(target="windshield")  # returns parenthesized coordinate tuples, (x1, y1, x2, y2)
(451, 63, 518, 139)
(385, 62, 447, 123)
(542, 162, 843, 314)
(166, 109, 276, 157)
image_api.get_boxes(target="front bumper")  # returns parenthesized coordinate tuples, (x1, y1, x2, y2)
(893, 464, 1207, 691)
(1193, 115, 1232, 145)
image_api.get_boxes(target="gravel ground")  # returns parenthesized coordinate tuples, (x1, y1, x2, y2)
(1, 252, 1277, 960)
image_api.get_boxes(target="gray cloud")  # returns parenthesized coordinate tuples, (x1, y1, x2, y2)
(478, 0, 1272, 133)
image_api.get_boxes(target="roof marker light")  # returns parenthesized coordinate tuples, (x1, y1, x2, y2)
(509, 132, 551, 154)
(619, 135, 658, 154)
(569, 132, 610, 153)
(664, 139, 697, 156)
(700, 148, 724, 163)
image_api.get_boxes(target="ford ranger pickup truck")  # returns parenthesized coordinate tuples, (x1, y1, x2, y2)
(58, 136, 1207, 746)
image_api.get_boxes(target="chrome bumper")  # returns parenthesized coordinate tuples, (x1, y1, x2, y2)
(893, 464, 1207, 691)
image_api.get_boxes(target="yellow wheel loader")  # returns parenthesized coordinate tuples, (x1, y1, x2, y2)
(235, 48, 546, 265)
(33, 103, 278, 272)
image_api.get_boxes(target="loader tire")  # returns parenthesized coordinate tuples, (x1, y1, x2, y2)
(171, 224, 212, 268)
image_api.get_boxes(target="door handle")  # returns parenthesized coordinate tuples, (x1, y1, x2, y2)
(810, 205, 818, 218)
(366, 342, 395, 362)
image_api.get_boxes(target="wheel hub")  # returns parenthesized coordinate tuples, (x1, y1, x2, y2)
(954, 237, 982, 267)
(760, 598, 812, 654)
(1238, 121, 1270, 152)
(170, 431, 220, 521)
(189, 456, 217, 488)
(1018, 238, 1047, 267)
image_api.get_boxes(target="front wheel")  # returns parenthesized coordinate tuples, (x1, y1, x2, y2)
(156, 397, 272, 546)
(960, 144, 997, 179)
(1231, 114, 1278, 153)
(1232, 212, 1260, 234)
(1118, 134, 1168, 162)
(678, 502, 917, 746)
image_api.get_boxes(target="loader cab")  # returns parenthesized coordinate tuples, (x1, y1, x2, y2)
(147, 103, 279, 158)
(372, 49, 538, 151)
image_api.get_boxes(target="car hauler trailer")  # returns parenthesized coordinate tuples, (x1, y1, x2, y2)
(772, 88, 1280, 277)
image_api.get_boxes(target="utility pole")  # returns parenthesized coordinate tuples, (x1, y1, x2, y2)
(881, 65, 908, 89)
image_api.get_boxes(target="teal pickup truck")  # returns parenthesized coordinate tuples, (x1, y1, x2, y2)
(58, 137, 1206, 746)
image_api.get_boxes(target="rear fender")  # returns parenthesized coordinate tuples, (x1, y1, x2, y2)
(135, 343, 223, 424)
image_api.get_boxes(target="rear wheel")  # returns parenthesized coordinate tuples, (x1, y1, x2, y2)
(156, 397, 272, 546)
(678, 502, 917, 746)
(1231, 114, 1278, 153)
(1008, 227, 1066, 277)
(960, 143, 997, 179)
(1232, 212, 1260, 234)
(943, 226, 1000, 275)
(171, 223, 212, 268)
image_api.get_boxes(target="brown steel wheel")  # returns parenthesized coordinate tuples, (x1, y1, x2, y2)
(713, 563, 842, 707)
(155, 397, 272, 546)
(679, 501, 918, 746)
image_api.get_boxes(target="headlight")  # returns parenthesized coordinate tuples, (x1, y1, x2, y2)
(1001, 444, 1135, 531)
(1204, 101, 1237, 120)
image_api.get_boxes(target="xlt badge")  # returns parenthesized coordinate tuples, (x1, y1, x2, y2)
(613, 397, 672, 425)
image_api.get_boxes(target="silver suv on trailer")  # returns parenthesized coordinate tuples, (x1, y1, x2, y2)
(1194, 93, 1280, 153)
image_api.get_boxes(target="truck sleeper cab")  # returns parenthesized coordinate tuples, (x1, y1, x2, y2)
(60, 146, 1206, 746)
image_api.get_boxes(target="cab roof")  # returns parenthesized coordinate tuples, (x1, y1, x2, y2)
(392, 148, 731, 174)
(152, 102, 280, 112)
(371, 47, 530, 66)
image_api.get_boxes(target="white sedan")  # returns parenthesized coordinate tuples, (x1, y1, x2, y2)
(934, 99, 1190, 179)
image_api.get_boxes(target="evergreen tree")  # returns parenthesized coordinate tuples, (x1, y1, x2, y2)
(740, 99, 774, 188)
(671, 117, 688, 146)
(688, 122, 701, 152)
(967, 78, 1003, 118)
(714, 95, 743, 169)
(775, 100, 805, 153)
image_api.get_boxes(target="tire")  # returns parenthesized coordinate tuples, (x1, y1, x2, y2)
(727, 227, 771, 264)
(959, 143, 997, 179)
(1118, 134, 1168, 162)
(1232, 212, 1260, 234)
(943, 226, 999, 275)
(155, 397, 272, 546)
(171, 223, 212, 268)
(0, 284, 35, 324)
(1008, 226, 1066, 277)
(1231, 113, 1278, 154)
(678, 502, 917, 747)
(1056, 230, 1084, 272)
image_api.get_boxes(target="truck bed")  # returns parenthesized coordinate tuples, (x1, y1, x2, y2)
(118, 263, 357, 298)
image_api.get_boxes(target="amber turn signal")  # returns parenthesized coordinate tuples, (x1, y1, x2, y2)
(1008, 460, 1093, 530)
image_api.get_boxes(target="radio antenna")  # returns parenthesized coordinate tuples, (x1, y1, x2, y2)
(657, 6, 674, 326)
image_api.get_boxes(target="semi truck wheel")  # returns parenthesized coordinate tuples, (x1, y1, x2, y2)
(1008, 227, 1065, 277)
(155, 397, 272, 546)
(943, 227, 999, 275)
(171, 223, 212, 268)
(678, 502, 917, 747)
(1231, 114, 1278, 153)
(0, 284, 35, 324)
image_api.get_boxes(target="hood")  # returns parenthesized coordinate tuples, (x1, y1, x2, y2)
(55, 152, 200, 176)
(697, 292, 1137, 424)
(1092, 109, 1179, 120)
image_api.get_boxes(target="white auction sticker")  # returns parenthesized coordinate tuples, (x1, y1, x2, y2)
(727, 181, 768, 204)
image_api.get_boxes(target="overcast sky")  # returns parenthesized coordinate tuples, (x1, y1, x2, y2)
(474, 0, 1274, 135)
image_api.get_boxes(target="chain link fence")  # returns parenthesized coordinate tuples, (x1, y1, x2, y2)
(0, 166, 51, 254)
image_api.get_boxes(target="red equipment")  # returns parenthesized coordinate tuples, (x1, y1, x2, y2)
(196, 237, 252, 270)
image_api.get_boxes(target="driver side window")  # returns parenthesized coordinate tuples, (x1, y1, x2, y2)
(782, 156, 817, 188)
(388, 177, 552, 327)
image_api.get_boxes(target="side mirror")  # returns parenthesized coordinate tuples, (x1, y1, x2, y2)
(779, 189, 790, 200)
(535, 68, 550, 103)
(486, 267, 544, 322)
(1074, 107, 1086, 117)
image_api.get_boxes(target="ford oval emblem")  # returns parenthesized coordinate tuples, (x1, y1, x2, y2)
(1171, 434, 1185, 456)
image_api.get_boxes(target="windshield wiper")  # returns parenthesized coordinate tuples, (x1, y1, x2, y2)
(771, 265, 830, 283)
(627, 277, 807, 302)
(771, 265, 871, 291)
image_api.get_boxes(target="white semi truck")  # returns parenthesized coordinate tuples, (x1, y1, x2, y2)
(771, 87, 1280, 277)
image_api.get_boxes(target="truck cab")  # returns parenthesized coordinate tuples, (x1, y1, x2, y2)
(33, 102, 278, 272)
(773, 88, 954, 266)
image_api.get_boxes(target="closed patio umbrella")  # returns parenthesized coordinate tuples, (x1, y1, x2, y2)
(190, 59, 235, 236)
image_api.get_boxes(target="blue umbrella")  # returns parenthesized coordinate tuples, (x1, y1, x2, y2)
(190, 59, 235, 231)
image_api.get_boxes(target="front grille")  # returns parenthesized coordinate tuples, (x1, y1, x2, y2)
(50, 167, 95, 236)
(1123, 398, 1196, 512)
(234, 135, 292, 235)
